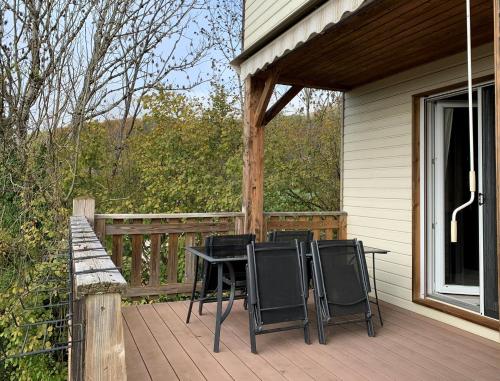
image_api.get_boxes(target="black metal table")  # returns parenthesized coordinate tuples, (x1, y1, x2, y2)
(363, 246, 389, 325)
(185, 246, 247, 352)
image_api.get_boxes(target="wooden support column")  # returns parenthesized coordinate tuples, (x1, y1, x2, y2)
(493, 0, 500, 328)
(242, 76, 267, 241)
(242, 72, 302, 241)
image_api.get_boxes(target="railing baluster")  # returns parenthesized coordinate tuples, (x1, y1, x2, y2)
(95, 218, 106, 245)
(325, 215, 334, 240)
(168, 230, 179, 283)
(184, 232, 196, 283)
(149, 219, 161, 287)
(112, 219, 124, 269)
(312, 215, 321, 240)
(131, 219, 143, 287)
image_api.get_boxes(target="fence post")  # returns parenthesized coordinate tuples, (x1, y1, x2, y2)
(70, 216, 127, 381)
(73, 197, 95, 227)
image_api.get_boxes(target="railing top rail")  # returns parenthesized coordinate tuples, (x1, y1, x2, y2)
(94, 211, 346, 220)
(264, 211, 347, 217)
(70, 216, 127, 297)
(95, 212, 245, 220)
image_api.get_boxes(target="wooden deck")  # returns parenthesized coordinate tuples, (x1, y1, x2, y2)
(123, 299, 500, 381)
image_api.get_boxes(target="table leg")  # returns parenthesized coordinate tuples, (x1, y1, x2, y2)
(214, 263, 224, 352)
(186, 254, 199, 324)
(372, 252, 383, 326)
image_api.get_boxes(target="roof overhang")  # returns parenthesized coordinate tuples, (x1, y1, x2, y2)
(233, 0, 493, 91)
(232, 0, 371, 81)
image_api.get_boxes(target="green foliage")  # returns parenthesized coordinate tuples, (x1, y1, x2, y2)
(0, 84, 342, 379)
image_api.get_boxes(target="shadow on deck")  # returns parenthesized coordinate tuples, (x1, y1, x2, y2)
(122, 299, 500, 381)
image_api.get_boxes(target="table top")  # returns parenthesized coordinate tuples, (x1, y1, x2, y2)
(186, 244, 389, 262)
(363, 246, 389, 254)
(185, 246, 248, 263)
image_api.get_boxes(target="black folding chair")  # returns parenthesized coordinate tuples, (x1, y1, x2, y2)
(311, 239, 374, 344)
(186, 234, 255, 324)
(246, 242, 310, 354)
(267, 230, 313, 245)
(267, 230, 314, 289)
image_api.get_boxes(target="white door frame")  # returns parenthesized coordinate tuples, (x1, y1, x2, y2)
(432, 100, 481, 296)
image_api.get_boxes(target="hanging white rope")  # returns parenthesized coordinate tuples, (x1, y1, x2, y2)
(451, 0, 476, 243)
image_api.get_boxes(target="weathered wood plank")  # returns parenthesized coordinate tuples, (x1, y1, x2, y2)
(106, 222, 231, 235)
(84, 294, 126, 380)
(70, 217, 127, 296)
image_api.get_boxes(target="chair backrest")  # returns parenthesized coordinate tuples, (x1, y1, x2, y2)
(205, 234, 255, 258)
(267, 230, 313, 245)
(357, 241, 371, 293)
(247, 242, 308, 326)
(311, 239, 370, 317)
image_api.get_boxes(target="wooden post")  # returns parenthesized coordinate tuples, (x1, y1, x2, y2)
(70, 216, 127, 381)
(72, 197, 95, 227)
(493, 0, 500, 328)
(242, 76, 269, 241)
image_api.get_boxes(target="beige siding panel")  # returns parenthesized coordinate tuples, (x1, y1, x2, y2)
(244, 0, 309, 47)
(343, 178, 411, 190)
(344, 205, 412, 220)
(343, 43, 498, 341)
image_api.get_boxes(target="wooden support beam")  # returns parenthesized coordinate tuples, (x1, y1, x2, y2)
(493, 0, 500, 329)
(255, 70, 279, 127)
(263, 85, 303, 126)
(242, 76, 266, 241)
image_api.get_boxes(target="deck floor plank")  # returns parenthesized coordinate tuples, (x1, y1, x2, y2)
(379, 308, 500, 379)
(122, 306, 178, 380)
(137, 304, 205, 381)
(168, 300, 260, 381)
(122, 299, 500, 381)
(152, 302, 233, 381)
(123, 317, 152, 381)
(175, 301, 289, 381)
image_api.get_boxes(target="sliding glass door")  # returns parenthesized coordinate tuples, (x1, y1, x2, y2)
(425, 84, 498, 317)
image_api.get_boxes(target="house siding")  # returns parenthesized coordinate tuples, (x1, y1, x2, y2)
(343, 42, 500, 342)
(244, 0, 313, 49)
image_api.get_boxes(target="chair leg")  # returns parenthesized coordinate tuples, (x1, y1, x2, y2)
(248, 307, 257, 354)
(186, 255, 199, 324)
(304, 322, 311, 344)
(243, 295, 248, 310)
(366, 314, 375, 337)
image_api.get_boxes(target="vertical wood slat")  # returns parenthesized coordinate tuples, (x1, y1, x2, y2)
(312, 215, 321, 240)
(184, 233, 197, 282)
(112, 219, 124, 269)
(166, 218, 180, 283)
(131, 219, 143, 287)
(149, 219, 161, 287)
(325, 216, 334, 240)
(339, 214, 348, 239)
(94, 218, 106, 245)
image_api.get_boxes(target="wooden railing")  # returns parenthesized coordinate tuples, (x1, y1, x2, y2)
(91, 206, 347, 298)
(70, 199, 127, 380)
